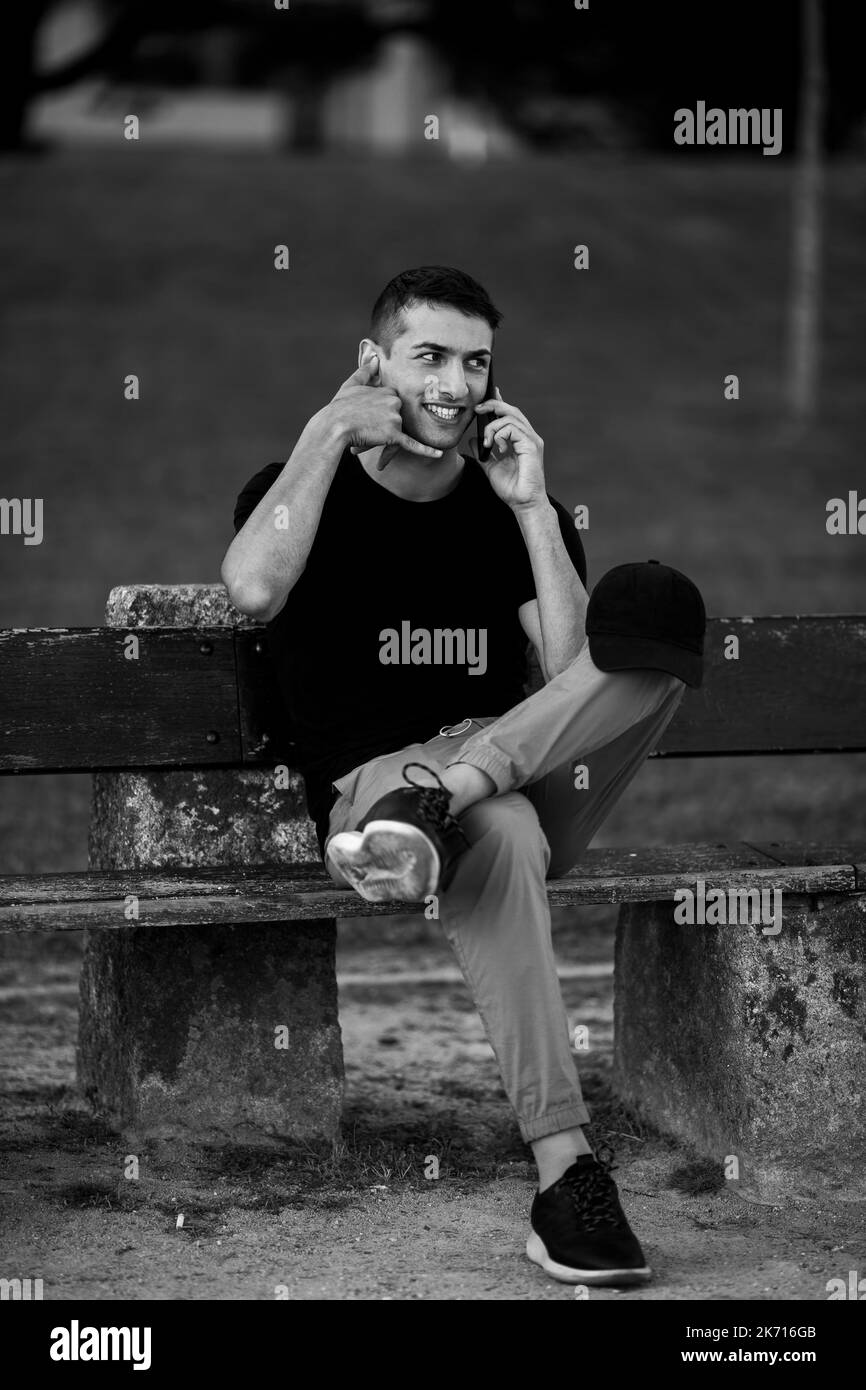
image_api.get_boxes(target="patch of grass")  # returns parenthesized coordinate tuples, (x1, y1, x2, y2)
(61, 1125, 517, 1207)
(285, 1132, 495, 1186)
(47, 1157, 363, 1229)
(18, 1078, 677, 1233)
(581, 1073, 655, 1150)
(0, 1085, 70, 1113)
(434, 1077, 498, 1101)
(54, 1114, 120, 1153)
(667, 1156, 727, 1195)
(52, 1180, 136, 1211)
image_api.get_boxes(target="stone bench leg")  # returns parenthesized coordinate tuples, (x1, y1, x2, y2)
(76, 585, 343, 1146)
(78, 764, 343, 1147)
(78, 917, 342, 1146)
(613, 893, 866, 1202)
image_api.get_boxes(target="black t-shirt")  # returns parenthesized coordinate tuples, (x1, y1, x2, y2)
(232, 450, 587, 854)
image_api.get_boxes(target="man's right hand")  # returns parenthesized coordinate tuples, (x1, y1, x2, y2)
(320, 355, 443, 470)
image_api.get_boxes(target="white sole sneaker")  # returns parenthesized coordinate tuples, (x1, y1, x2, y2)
(526, 1231, 652, 1285)
(325, 821, 440, 903)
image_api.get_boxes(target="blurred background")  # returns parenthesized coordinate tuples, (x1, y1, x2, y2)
(1, 0, 864, 873)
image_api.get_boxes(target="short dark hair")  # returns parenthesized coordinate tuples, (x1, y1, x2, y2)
(370, 265, 503, 354)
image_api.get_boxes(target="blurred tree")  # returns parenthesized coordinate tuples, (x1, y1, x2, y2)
(787, 0, 825, 424)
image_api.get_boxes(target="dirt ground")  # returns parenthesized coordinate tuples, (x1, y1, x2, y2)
(1, 911, 863, 1302)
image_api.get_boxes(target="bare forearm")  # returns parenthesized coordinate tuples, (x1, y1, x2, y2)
(221, 411, 346, 620)
(516, 501, 588, 677)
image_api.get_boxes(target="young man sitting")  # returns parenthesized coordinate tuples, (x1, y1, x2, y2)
(222, 265, 705, 1286)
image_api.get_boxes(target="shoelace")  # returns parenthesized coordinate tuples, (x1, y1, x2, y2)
(402, 763, 470, 848)
(559, 1145, 624, 1231)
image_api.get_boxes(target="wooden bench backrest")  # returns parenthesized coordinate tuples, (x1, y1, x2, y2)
(2, 616, 865, 774)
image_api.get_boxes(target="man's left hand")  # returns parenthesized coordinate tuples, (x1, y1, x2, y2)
(469, 388, 547, 512)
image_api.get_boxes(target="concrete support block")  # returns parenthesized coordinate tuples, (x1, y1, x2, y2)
(77, 584, 343, 1146)
(613, 893, 866, 1202)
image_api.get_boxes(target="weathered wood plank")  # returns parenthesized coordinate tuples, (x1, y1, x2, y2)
(0, 864, 331, 903)
(548, 863, 856, 907)
(649, 615, 866, 755)
(558, 842, 791, 876)
(0, 848, 859, 931)
(2, 616, 866, 772)
(241, 615, 866, 762)
(744, 840, 866, 866)
(0, 628, 241, 773)
(234, 627, 298, 764)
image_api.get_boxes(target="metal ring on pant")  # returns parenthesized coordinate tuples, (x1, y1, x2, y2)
(439, 717, 473, 737)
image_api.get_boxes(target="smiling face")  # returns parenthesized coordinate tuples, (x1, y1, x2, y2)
(373, 301, 493, 454)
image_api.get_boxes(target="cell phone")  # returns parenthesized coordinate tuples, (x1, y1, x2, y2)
(476, 360, 496, 462)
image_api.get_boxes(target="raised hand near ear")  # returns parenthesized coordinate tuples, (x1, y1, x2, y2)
(323, 354, 443, 470)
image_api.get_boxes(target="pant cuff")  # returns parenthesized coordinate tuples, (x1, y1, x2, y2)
(518, 1101, 592, 1143)
(443, 745, 514, 796)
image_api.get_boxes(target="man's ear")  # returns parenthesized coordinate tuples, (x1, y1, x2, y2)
(358, 339, 383, 380)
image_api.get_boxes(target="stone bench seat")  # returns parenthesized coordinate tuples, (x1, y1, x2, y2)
(0, 841, 863, 931)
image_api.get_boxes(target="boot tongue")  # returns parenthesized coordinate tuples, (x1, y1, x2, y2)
(557, 1153, 599, 1186)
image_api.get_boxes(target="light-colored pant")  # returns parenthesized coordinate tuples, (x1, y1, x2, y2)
(325, 644, 686, 1143)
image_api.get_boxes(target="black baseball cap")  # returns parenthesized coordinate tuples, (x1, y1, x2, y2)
(586, 559, 706, 689)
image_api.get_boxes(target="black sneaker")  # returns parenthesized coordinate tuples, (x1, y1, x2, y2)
(526, 1149, 652, 1285)
(325, 762, 471, 902)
